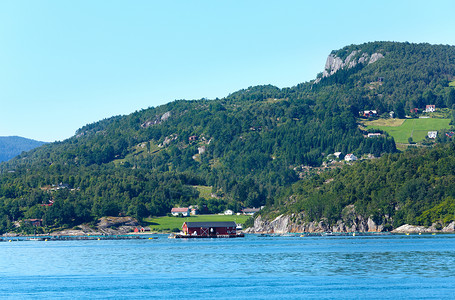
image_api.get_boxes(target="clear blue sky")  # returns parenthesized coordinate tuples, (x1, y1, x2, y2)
(1, 0, 455, 142)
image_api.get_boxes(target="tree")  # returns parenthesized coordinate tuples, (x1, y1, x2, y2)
(394, 102, 405, 119)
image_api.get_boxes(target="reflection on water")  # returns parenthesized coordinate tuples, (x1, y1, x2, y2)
(1, 234, 454, 298)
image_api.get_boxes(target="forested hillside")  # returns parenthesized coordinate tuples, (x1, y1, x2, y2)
(0, 136, 46, 163)
(262, 141, 455, 230)
(1, 41, 454, 234)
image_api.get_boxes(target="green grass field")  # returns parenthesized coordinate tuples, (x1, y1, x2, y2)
(144, 214, 251, 232)
(449, 80, 455, 87)
(364, 118, 451, 143)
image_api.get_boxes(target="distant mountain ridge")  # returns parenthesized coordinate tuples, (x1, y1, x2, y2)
(0, 136, 46, 162)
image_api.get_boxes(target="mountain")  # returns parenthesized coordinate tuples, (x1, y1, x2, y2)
(0, 136, 46, 163)
(0, 41, 454, 234)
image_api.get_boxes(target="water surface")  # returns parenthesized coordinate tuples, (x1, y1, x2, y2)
(1, 234, 454, 299)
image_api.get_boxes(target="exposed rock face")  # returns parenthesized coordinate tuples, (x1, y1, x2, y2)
(392, 222, 455, 233)
(316, 50, 385, 83)
(248, 212, 386, 233)
(97, 216, 139, 234)
(248, 214, 455, 234)
(49, 217, 140, 236)
(369, 52, 384, 64)
(442, 221, 455, 232)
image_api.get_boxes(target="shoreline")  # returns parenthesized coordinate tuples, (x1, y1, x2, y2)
(2, 231, 452, 242)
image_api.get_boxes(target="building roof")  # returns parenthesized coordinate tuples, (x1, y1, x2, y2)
(183, 221, 236, 228)
(242, 208, 260, 213)
(171, 207, 189, 212)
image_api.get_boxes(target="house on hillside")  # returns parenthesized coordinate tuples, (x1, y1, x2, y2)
(410, 108, 419, 114)
(363, 110, 377, 118)
(189, 205, 198, 215)
(171, 207, 190, 217)
(344, 154, 357, 162)
(446, 132, 454, 138)
(189, 135, 198, 142)
(428, 131, 438, 139)
(223, 209, 234, 215)
(425, 105, 436, 112)
(242, 207, 261, 215)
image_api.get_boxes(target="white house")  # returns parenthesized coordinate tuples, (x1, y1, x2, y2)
(344, 154, 357, 162)
(224, 209, 234, 215)
(428, 131, 438, 139)
(171, 207, 190, 217)
(333, 152, 342, 159)
(425, 105, 436, 112)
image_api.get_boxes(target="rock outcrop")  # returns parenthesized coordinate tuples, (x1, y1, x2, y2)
(247, 212, 386, 234)
(315, 50, 384, 83)
(392, 222, 455, 233)
(48, 216, 140, 236)
(246, 213, 455, 234)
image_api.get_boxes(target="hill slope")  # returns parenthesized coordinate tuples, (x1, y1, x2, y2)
(0, 136, 46, 162)
(1, 41, 455, 234)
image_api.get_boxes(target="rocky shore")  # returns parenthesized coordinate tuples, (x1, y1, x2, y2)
(392, 222, 455, 233)
(245, 213, 455, 234)
(3, 216, 143, 237)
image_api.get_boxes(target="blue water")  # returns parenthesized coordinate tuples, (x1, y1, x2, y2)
(1, 234, 454, 299)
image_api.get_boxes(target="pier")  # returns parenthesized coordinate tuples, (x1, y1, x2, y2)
(0, 234, 156, 242)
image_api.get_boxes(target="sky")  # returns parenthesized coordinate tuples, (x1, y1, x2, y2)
(1, 0, 455, 142)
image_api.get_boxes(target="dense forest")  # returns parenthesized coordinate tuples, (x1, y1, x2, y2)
(1, 41, 454, 234)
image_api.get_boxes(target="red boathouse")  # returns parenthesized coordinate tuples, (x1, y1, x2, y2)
(182, 221, 237, 237)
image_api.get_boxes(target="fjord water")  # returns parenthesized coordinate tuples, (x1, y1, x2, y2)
(1, 235, 454, 299)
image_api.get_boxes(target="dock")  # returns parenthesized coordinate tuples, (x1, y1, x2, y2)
(0, 234, 157, 242)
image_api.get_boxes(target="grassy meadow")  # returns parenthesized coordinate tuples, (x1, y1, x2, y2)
(144, 214, 251, 232)
(363, 118, 451, 143)
(193, 185, 213, 199)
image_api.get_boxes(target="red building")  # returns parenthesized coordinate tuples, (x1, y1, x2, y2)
(182, 221, 237, 237)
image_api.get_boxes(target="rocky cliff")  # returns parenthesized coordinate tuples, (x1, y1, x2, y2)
(314, 49, 384, 83)
(246, 213, 455, 234)
(247, 212, 386, 234)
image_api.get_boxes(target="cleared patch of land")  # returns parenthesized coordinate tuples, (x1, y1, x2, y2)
(144, 214, 251, 232)
(449, 80, 455, 87)
(113, 141, 161, 165)
(193, 185, 213, 200)
(361, 118, 405, 127)
(364, 118, 451, 143)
